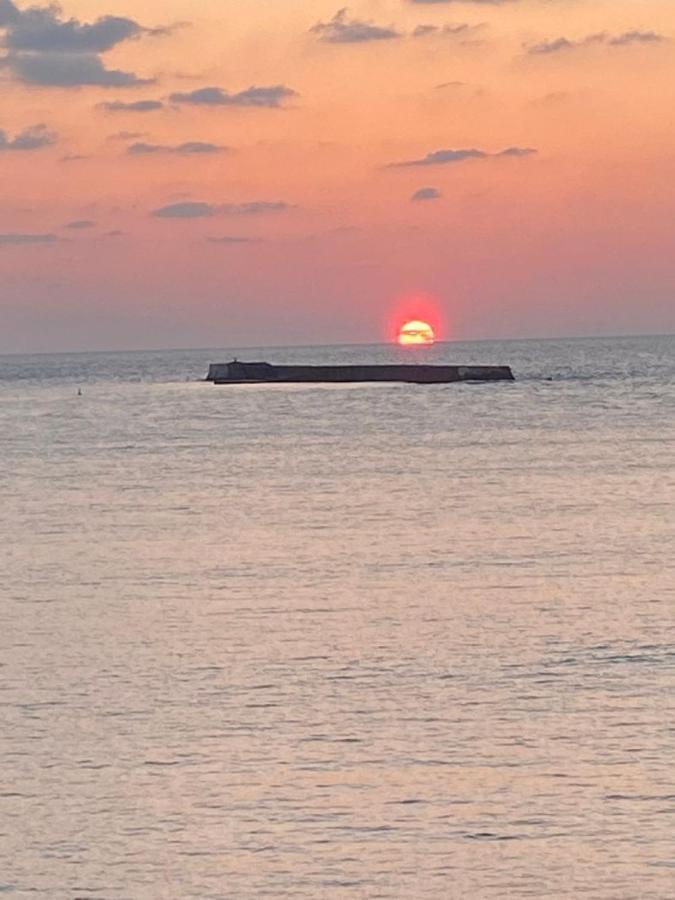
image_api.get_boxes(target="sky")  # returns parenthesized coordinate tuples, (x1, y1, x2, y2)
(1, 0, 674, 352)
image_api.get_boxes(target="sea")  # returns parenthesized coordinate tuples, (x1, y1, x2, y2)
(1, 335, 674, 899)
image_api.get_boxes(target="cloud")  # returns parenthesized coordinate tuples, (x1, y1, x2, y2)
(100, 99, 164, 112)
(107, 130, 145, 141)
(0, 0, 19, 25)
(412, 187, 442, 201)
(0, 123, 56, 150)
(528, 36, 576, 55)
(0, 0, 165, 86)
(221, 201, 290, 215)
(65, 219, 95, 228)
(169, 84, 296, 108)
(412, 23, 476, 38)
(3, 50, 151, 85)
(152, 200, 292, 218)
(311, 8, 401, 43)
(0, 0, 179, 49)
(528, 31, 666, 55)
(206, 235, 262, 244)
(128, 141, 227, 155)
(609, 31, 665, 47)
(391, 148, 484, 167)
(175, 141, 226, 154)
(499, 146, 537, 157)
(529, 90, 573, 107)
(389, 146, 536, 166)
(0, 231, 59, 244)
(152, 201, 216, 218)
(6, 11, 146, 53)
(311, 11, 480, 43)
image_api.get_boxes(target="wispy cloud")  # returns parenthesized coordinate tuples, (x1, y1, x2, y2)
(206, 235, 263, 244)
(0, 231, 59, 244)
(107, 130, 145, 141)
(529, 90, 573, 107)
(128, 141, 227, 155)
(220, 202, 290, 215)
(499, 146, 537, 157)
(100, 99, 164, 112)
(388, 146, 536, 166)
(311, 8, 401, 43)
(528, 31, 666, 55)
(312, 9, 481, 45)
(609, 30, 665, 47)
(152, 200, 292, 219)
(412, 23, 478, 38)
(169, 85, 296, 108)
(0, 123, 56, 150)
(412, 187, 442, 201)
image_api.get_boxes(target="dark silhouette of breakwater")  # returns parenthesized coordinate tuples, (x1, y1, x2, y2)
(206, 360, 514, 384)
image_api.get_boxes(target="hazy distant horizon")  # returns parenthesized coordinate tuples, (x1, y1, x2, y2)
(2, 327, 675, 359)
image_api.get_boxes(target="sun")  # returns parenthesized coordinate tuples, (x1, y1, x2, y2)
(398, 319, 435, 346)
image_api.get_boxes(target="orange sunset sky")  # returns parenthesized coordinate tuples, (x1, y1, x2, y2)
(1, 0, 674, 351)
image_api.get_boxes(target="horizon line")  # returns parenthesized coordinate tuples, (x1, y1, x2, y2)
(1, 330, 674, 359)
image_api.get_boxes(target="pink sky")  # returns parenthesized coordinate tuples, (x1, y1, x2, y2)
(1, 0, 674, 351)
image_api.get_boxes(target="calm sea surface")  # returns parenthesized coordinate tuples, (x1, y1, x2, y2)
(1, 336, 675, 899)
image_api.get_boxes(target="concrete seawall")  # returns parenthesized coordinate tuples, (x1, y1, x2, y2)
(206, 361, 514, 384)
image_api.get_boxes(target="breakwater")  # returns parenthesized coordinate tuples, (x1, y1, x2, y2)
(206, 360, 514, 384)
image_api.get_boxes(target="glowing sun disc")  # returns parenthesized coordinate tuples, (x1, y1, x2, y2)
(398, 319, 435, 346)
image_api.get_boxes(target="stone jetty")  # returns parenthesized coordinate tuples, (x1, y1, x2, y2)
(206, 360, 514, 384)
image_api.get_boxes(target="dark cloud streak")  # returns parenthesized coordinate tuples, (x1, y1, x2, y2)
(152, 202, 216, 218)
(389, 146, 536, 167)
(152, 201, 292, 219)
(206, 236, 262, 244)
(100, 100, 164, 112)
(412, 23, 476, 38)
(528, 31, 666, 55)
(128, 141, 227, 155)
(169, 85, 296, 108)
(412, 187, 442, 201)
(0, 231, 59, 244)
